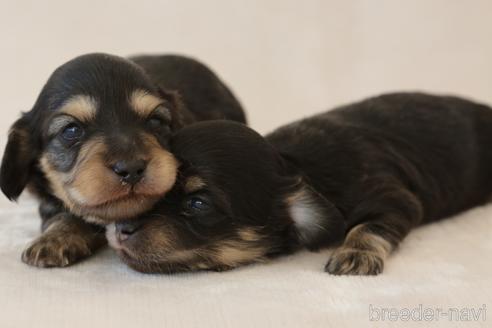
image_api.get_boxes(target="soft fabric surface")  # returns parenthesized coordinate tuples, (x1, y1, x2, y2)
(0, 195, 490, 328)
(1, 1, 492, 327)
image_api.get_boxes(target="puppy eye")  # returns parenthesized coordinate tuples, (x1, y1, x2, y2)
(182, 194, 225, 227)
(147, 115, 165, 129)
(146, 105, 171, 130)
(60, 123, 84, 142)
(184, 196, 211, 214)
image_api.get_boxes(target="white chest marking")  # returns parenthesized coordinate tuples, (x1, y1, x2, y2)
(288, 188, 327, 244)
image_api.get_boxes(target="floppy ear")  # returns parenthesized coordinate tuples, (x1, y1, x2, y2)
(0, 115, 36, 200)
(158, 88, 194, 130)
(288, 183, 347, 250)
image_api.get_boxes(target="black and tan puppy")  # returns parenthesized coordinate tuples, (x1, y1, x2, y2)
(107, 93, 492, 275)
(0, 53, 245, 267)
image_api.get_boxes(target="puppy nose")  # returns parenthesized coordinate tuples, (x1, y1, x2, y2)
(112, 159, 147, 184)
(115, 221, 143, 241)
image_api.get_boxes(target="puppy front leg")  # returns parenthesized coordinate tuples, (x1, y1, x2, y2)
(22, 201, 107, 268)
(325, 184, 423, 275)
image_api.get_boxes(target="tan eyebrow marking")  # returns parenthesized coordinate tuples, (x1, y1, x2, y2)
(130, 89, 165, 117)
(184, 176, 206, 194)
(58, 95, 98, 122)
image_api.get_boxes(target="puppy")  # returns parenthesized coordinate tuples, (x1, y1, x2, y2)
(0, 53, 245, 267)
(107, 92, 492, 275)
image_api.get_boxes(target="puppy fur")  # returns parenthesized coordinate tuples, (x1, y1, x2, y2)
(0, 53, 245, 267)
(107, 93, 492, 275)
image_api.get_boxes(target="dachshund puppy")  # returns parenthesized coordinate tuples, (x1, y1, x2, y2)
(107, 93, 492, 275)
(0, 53, 245, 267)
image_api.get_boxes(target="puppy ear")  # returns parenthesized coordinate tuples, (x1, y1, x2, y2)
(287, 183, 346, 250)
(0, 115, 36, 200)
(158, 88, 194, 130)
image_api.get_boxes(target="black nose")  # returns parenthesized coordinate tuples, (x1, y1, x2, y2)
(115, 221, 143, 240)
(112, 159, 147, 184)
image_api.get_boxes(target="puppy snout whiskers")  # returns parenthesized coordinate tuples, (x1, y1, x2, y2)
(115, 221, 144, 241)
(111, 159, 147, 185)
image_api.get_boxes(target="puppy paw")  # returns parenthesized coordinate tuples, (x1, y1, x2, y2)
(21, 232, 92, 268)
(324, 248, 384, 275)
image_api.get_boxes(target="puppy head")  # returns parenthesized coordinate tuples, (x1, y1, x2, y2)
(106, 121, 293, 273)
(107, 121, 345, 273)
(0, 53, 185, 223)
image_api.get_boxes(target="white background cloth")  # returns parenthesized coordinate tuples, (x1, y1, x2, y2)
(0, 1, 491, 327)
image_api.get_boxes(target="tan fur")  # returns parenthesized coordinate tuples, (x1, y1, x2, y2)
(107, 220, 176, 257)
(108, 223, 267, 272)
(22, 214, 105, 267)
(214, 241, 266, 267)
(58, 95, 98, 122)
(138, 133, 179, 197)
(144, 223, 177, 255)
(184, 176, 206, 193)
(165, 249, 197, 263)
(326, 248, 385, 275)
(345, 224, 393, 256)
(106, 220, 214, 272)
(238, 228, 262, 242)
(130, 89, 165, 117)
(326, 224, 393, 275)
(40, 134, 178, 222)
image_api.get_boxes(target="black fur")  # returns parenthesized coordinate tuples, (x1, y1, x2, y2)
(1, 53, 245, 203)
(131, 55, 246, 123)
(0, 53, 246, 267)
(110, 92, 492, 275)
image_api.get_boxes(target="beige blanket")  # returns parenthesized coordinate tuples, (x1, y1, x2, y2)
(0, 195, 490, 328)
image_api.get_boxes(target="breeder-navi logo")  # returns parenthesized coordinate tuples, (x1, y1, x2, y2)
(369, 304, 487, 322)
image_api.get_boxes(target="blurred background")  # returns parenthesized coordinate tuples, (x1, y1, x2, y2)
(1, 0, 491, 142)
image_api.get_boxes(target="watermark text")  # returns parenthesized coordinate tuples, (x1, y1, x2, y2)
(369, 304, 487, 322)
